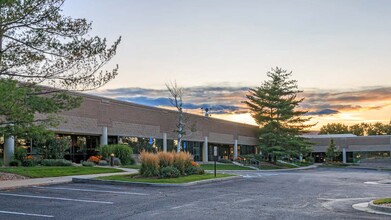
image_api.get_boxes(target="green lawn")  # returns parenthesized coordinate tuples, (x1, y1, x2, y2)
(319, 163, 351, 168)
(97, 173, 235, 184)
(0, 166, 123, 178)
(200, 164, 255, 170)
(258, 165, 283, 170)
(121, 164, 141, 169)
(373, 198, 391, 205)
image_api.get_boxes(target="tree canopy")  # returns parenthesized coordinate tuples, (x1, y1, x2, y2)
(319, 123, 349, 135)
(0, 0, 121, 90)
(244, 67, 314, 159)
(0, 0, 120, 138)
(319, 122, 391, 136)
(0, 79, 81, 137)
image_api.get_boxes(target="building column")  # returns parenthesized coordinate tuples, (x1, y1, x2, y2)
(4, 136, 15, 165)
(100, 126, 108, 146)
(163, 133, 167, 152)
(233, 139, 238, 160)
(203, 136, 208, 162)
(342, 148, 347, 164)
(389, 136, 391, 159)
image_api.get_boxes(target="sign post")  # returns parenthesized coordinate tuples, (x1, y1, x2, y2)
(213, 146, 218, 177)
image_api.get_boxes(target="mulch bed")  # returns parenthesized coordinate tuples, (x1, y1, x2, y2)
(0, 172, 28, 181)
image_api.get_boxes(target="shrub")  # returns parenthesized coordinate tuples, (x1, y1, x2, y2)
(196, 166, 205, 175)
(139, 151, 159, 177)
(44, 137, 71, 159)
(218, 158, 232, 163)
(98, 160, 108, 166)
(87, 155, 102, 164)
(22, 155, 38, 167)
(185, 165, 198, 175)
(113, 158, 121, 166)
(99, 144, 134, 165)
(174, 151, 192, 175)
(15, 147, 27, 161)
(191, 161, 199, 167)
(82, 161, 95, 167)
(9, 160, 21, 167)
(0, 159, 3, 167)
(157, 151, 174, 168)
(160, 166, 180, 178)
(41, 159, 72, 166)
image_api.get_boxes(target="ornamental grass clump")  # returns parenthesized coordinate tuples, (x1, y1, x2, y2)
(140, 151, 204, 178)
(173, 151, 192, 175)
(157, 151, 174, 168)
(140, 151, 159, 177)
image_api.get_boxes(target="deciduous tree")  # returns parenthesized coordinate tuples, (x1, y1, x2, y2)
(319, 123, 349, 134)
(166, 81, 185, 152)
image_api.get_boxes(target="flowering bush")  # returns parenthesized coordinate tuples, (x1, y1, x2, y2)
(87, 155, 102, 164)
(22, 155, 38, 167)
(191, 161, 199, 167)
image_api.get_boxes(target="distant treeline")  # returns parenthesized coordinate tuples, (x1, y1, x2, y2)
(319, 122, 391, 136)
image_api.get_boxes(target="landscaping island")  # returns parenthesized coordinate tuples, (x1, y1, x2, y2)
(0, 166, 123, 178)
(97, 173, 234, 184)
(89, 151, 239, 185)
(373, 198, 391, 207)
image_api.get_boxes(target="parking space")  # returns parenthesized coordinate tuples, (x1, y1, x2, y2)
(0, 183, 156, 219)
(0, 168, 390, 219)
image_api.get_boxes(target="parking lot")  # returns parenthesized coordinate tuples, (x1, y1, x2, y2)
(0, 168, 390, 219)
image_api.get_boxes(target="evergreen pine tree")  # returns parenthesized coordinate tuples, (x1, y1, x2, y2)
(325, 138, 338, 162)
(244, 67, 314, 161)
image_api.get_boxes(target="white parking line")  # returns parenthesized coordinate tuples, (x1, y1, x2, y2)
(32, 186, 149, 196)
(0, 210, 54, 218)
(0, 192, 113, 204)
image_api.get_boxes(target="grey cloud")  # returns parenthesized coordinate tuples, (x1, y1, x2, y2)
(91, 85, 391, 117)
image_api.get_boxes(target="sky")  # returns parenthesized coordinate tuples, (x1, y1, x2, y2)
(63, 0, 391, 129)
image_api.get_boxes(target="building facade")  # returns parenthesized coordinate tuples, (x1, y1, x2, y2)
(3, 92, 391, 164)
(303, 134, 391, 163)
(51, 93, 259, 162)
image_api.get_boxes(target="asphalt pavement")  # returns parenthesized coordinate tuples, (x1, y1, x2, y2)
(0, 167, 390, 219)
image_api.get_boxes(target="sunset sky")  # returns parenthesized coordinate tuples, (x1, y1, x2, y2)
(64, 0, 391, 129)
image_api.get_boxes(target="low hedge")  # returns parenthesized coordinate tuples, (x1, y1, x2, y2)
(41, 159, 72, 166)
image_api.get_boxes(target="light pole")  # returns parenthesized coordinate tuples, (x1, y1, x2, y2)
(201, 107, 212, 117)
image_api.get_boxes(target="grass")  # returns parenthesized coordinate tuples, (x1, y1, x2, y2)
(319, 163, 351, 168)
(200, 164, 256, 170)
(96, 173, 235, 184)
(0, 166, 123, 178)
(258, 165, 283, 170)
(121, 164, 141, 169)
(276, 162, 298, 169)
(373, 198, 391, 205)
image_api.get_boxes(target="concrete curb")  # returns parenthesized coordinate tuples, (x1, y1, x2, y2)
(346, 166, 391, 172)
(368, 201, 391, 213)
(72, 175, 242, 187)
(0, 170, 136, 190)
(352, 201, 391, 217)
(205, 165, 318, 172)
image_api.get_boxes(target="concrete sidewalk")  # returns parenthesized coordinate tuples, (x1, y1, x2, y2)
(0, 168, 138, 190)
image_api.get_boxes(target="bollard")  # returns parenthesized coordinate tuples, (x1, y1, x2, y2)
(110, 153, 115, 166)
